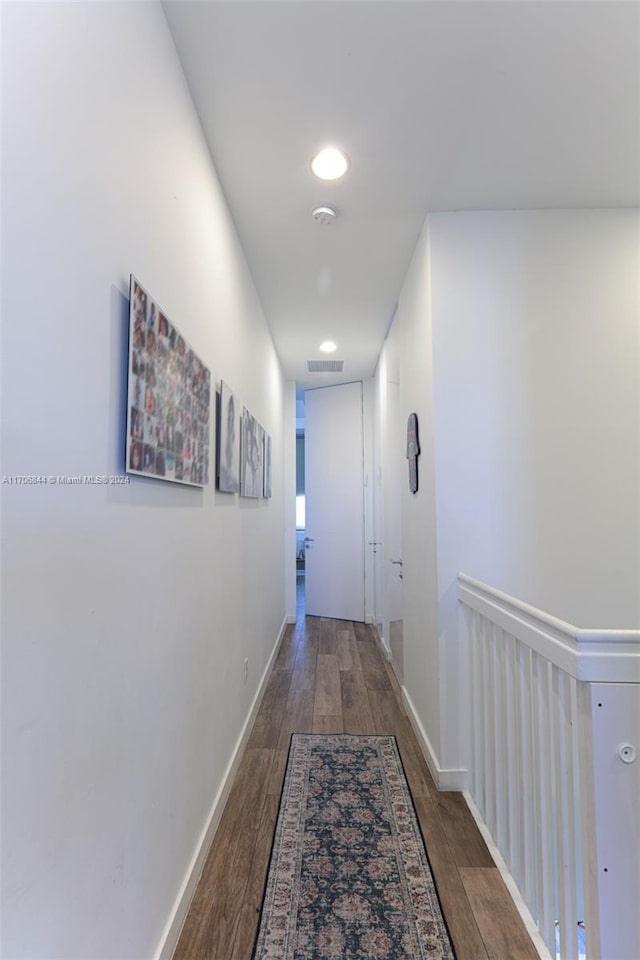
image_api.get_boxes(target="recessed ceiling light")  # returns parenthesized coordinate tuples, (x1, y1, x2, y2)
(311, 147, 350, 181)
(319, 340, 337, 353)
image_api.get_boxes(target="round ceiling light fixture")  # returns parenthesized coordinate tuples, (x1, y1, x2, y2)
(311, 147, 350, 181)
(319, 340, 337, 353)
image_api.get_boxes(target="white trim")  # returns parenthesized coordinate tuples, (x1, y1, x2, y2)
(458, 574, 640, 683)
(378, 632, 392, 662)
(154, 615, 289, 960)
(463, 791, 554, 960)
(401, 686, 468, 791)
(370, 620, 391, 662)
(287, 615, 296, 624)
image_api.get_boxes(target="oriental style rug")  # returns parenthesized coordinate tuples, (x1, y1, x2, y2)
(253, 734, 455, 959)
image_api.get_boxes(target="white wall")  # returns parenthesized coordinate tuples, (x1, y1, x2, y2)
(373, 309, 412, 673)
(431, 209, 639, 772)
(430, 210, 639, 631)
(380, 208, 639, 779)
(1, 4, 286, 958)
(391, 228, 443, 765)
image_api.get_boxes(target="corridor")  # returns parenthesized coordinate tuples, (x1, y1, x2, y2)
(173, 612, 539, 959)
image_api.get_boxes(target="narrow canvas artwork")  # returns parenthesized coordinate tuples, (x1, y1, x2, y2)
(217, 380, 239, 493)
(263, 432, 272, 498)
(240, 407, 263, 498)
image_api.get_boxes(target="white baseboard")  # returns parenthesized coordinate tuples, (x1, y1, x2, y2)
(286, 614, 296, 624)
(463, 791, 553, 960)
(401, 686, 467, 791)
(370, 622, 391, 661)
(154, 615, 289, 960)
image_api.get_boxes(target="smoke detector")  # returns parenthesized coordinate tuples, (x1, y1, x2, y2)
(312, 205, 337, 226)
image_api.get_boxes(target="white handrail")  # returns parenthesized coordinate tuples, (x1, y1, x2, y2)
(458, 574, 640, 682)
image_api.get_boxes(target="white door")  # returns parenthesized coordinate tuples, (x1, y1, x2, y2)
(386, 379, 404, 681)
(371, 377, 385, 641)
(305, 381, 365, 621)
(372, 461, 384, 642)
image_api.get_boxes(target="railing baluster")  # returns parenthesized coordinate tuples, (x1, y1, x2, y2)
(504, 629, 520, 884)
(483, 617, 496, 838)
(533, 653, 556, 953)
(531, 650, 544, 942)
(471, 609, 484, 808)
(468, 609, 476, 798)
(554, 667, 579, 960)
(494, 627, 508, 856)
(570, 679, 585, 953)
(517, 641, 537, 917)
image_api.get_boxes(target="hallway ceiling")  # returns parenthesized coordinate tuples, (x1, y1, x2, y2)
(163, 1, 639, 391)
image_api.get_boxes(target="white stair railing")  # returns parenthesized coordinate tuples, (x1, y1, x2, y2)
(458, 574, 640, 960)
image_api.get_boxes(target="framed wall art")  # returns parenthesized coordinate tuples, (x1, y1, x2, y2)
(263, 432, 272, 499)
(217, 380, 240, 493)
(240, 406, 263, 498)
(126, 275, 211, 487)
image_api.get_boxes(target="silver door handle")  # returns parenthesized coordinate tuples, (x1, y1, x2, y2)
(390, 559, 403, 566)
(304, 536, 314, 543)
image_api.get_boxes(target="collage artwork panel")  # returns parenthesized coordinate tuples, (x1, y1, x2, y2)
(126, 276, 211, 486)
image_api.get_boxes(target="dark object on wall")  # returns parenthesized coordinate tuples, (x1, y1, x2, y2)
(406, 413, 420, 493)
(126, 275, 211, 486)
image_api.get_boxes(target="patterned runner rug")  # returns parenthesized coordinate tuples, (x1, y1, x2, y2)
(253, 734, 456, 959)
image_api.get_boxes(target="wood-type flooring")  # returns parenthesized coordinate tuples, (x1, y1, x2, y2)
(174, 606, 539, 960)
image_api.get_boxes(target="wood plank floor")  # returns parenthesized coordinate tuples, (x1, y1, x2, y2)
(174, 607, 538, 959)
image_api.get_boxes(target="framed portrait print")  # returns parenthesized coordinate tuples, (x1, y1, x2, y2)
(217, 380, 239, 493)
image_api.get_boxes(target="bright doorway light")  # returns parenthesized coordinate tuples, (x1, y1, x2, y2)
(311, 147, 350, 181)
(319, 340, 337, 353)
